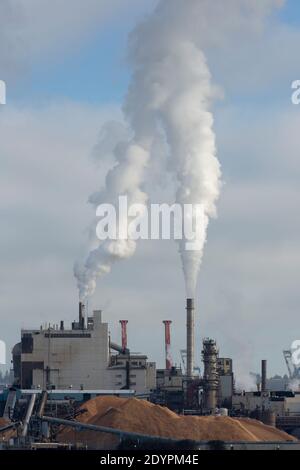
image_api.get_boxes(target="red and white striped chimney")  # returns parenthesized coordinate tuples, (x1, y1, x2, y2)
(163, 320, 172, 370)
(119, 320, 128, 350)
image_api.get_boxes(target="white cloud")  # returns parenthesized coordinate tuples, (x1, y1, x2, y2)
(0, 101, 121, 347)
(1, 98, 300, 376)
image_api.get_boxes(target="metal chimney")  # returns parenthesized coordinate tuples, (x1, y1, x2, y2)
(202, 338, 219, 412)
(186, 298, 195, 378)
(119, 320, 128, 350)
(261, 359, 267, 393)
(163, 320, 172, 370)
(79, 302, 85, 329)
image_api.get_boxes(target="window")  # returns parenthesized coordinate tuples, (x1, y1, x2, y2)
(22, 334, 33, 353)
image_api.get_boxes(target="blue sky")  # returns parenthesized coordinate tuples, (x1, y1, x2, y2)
(12, 23, 130, 105)
(7, 0, 299, 108)
(10, 1, 156, 106)
(279, 0, 300, 24)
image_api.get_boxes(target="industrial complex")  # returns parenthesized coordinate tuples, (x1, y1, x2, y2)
(13, 303, 155, 393)
(1, 297, 300, 450)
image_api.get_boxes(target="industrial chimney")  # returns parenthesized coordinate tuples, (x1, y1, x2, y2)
(202, 338, 219, 412)
(163, 320, 172, 370)
(261, 359, 267, 393)
(119, 320, 128, 351)
(186, 298, 195, 378)
(79, 302, 85, 329)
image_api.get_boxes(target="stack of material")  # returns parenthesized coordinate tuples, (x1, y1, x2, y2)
(58, 396, 295, 449)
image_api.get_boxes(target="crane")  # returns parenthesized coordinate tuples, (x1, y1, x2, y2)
(283, 349, 300, 380)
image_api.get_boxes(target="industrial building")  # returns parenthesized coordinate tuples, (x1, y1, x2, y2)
(12, 304, 156, 394)
(232, 360, 300, 417)
(9, 297, 240, 415)
(155, 317, 234, 413)
(4, 294, 300, 448)
(232, 389, 300, 416)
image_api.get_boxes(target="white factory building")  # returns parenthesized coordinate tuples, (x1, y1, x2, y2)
(13, 308, 156, 394)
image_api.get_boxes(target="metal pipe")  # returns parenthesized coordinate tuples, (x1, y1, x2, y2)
(110, 341, 129, 355)
(163, 321, 172, 370)
(22, 393, 36, 437)
(37, 390, 48, 418)
(261, 359, 267, 392)
(41, 415, 182, 444)
(186, 298, 195, 378)
(126, 360, 130, 389)
(119, 320, 128, 350)
(79, 302, 85, 329)
(0, 422, 20, 434)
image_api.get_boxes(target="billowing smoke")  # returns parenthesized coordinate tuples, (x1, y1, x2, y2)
(75, 1, 218, 300)
(155, 41, 220, 297)
(74, 138, 152, 300)
(75, 0, 282, 300)
(235, 371, 258, 393)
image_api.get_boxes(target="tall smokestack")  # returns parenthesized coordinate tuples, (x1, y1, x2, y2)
(163, 321, 172, 370)
(79, 302, 85, 329)
(119, 320, 128, 351)
(261, 359, 267, 392)
(186, 298, 195, 378)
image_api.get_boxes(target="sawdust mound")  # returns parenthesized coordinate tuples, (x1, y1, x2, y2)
(58, 396, 295, 449)
(0, 417, 16, 442)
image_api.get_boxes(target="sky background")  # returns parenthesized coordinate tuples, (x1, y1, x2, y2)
(1, 0, 300, 385)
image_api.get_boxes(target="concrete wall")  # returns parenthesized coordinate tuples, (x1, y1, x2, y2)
(284, 396, 300, 414)
(218, 358, 232, 375)
(232, 392, 296, 416)
(107, 362, 156, 394)
(145, 362, 156, 391)
(22, 311, 109, 389)
(20, 310, 156, 393)
(219, 374, 233, 405)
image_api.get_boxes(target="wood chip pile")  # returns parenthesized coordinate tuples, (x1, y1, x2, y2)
(58, 396, 296, 449)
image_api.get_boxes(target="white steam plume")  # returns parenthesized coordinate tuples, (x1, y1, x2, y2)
(154, 40, 221, 297)
(75, 0, 281, 300)
(75, 0, 220, 300)
(127, 0, 221, 298)
(74, 137, 153, 300)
